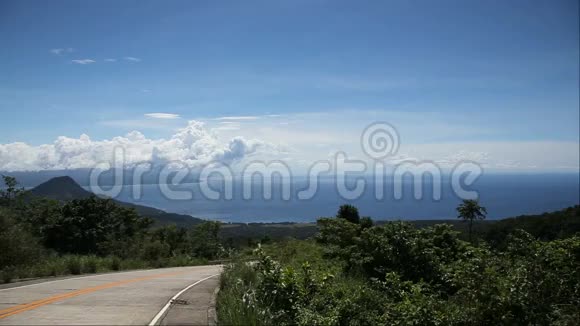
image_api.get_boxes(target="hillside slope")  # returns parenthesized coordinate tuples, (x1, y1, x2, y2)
(30, 176, 204, 227)
(481, 205, 580, 245)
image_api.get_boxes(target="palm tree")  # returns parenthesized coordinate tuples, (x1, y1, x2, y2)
(457, 199, 487, 242)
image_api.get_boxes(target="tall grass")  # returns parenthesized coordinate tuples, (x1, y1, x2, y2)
(0, 254, 208, 284)
(216, 240, 359, 325)
(216, 260, 261, 326)
(217, 240, 331, 325)
(262, 239, 343, 273)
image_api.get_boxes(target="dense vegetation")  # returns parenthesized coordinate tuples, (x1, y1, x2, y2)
(3, 173, 579, 324)
(219, 205, 580, 247)
(218, 204, 580, 325)
(481, 205, 580, 247)
(0, 176, 224, 283)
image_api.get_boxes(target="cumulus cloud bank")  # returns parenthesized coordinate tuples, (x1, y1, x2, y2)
(0, 121, 267, 171)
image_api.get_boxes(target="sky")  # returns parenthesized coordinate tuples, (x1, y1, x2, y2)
(0, 0, 578, 172)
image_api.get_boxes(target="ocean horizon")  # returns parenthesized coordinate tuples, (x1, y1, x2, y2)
(85, 173, 579, 223)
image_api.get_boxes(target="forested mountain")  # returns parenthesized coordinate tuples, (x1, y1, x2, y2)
(1, 175, 223, 283)
(30, 176, 203, 227)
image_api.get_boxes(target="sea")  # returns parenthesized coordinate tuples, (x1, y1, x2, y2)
(88, 173, 579, 223)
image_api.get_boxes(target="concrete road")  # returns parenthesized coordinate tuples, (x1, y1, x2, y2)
(0, 265, 222, 325)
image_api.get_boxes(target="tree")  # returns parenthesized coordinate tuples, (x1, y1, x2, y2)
(39, 196, 151, 254)
(0, 207, 43, 269)
(0, 175, 26, 207)
(456, 199, 487, 242)
(190, 221, 222, 259)
(337, 204, 360, 224)
(151, 225, 189, 256)
(360, 216, 374, 229)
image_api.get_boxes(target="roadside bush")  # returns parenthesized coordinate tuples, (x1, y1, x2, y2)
(119, 259, 149, 270)
(219, 217, 580, 325)
(165, 255, 207, 267)
(0, 267, 16, 283)
(140, 240, 171, 262)
(65, 256, 82, 275)
(0, 208, 44, 269)
(35, 259, 66, 277)
(109, 256, 121, 271)
(217, 260, 261, 326)
(82, 256, 99, 273)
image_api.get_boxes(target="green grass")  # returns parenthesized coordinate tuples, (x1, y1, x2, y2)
(0, 254, 209, 284)
(262, 238, 344, 274)
(216, 260, 261, 326)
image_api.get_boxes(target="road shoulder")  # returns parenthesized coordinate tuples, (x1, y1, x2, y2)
(159, 276, 220, 326)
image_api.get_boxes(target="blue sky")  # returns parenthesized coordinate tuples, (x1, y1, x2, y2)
(0, 0, 578, 172)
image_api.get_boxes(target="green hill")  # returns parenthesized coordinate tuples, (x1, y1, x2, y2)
(30, 176, 204, 227)
(481, 205, 580, 246)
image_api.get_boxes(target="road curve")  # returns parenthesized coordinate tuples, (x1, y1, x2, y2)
(0, 265, 222, 325)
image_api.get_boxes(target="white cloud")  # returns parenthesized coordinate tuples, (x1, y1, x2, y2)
(214, 122, 241, 131)
(104, 58, 117, 62)
(0, 121, 271, 171)
(1, 110, 577, 173)
(145, 113, 180, 119)
(397, 142, 579, 171)
(50, 48, 74, 55)
(71, 59, 96, 65)
(205, 110, 579, 172)
(215, 116, 260, 121)
(124, 56, 141, 62)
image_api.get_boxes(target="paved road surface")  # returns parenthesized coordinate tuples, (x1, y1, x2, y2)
(0, 265, 222, 325)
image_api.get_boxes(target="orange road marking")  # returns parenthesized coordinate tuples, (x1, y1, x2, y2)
(0, 270, 188, 320)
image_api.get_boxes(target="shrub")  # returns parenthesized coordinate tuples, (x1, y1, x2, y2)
(119, 259, 148, 270)
(65, 256, 82, 275)
(0, 208, 44, 269)
(219, 216, 580, 325)
(109, 256, 121, 271)
(42, 260, 64, 277)
(140, 240, 170, 262)
(82, 256, 99, 274)
(217, 260, 261, 326)
(0, 267, 16, 283)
